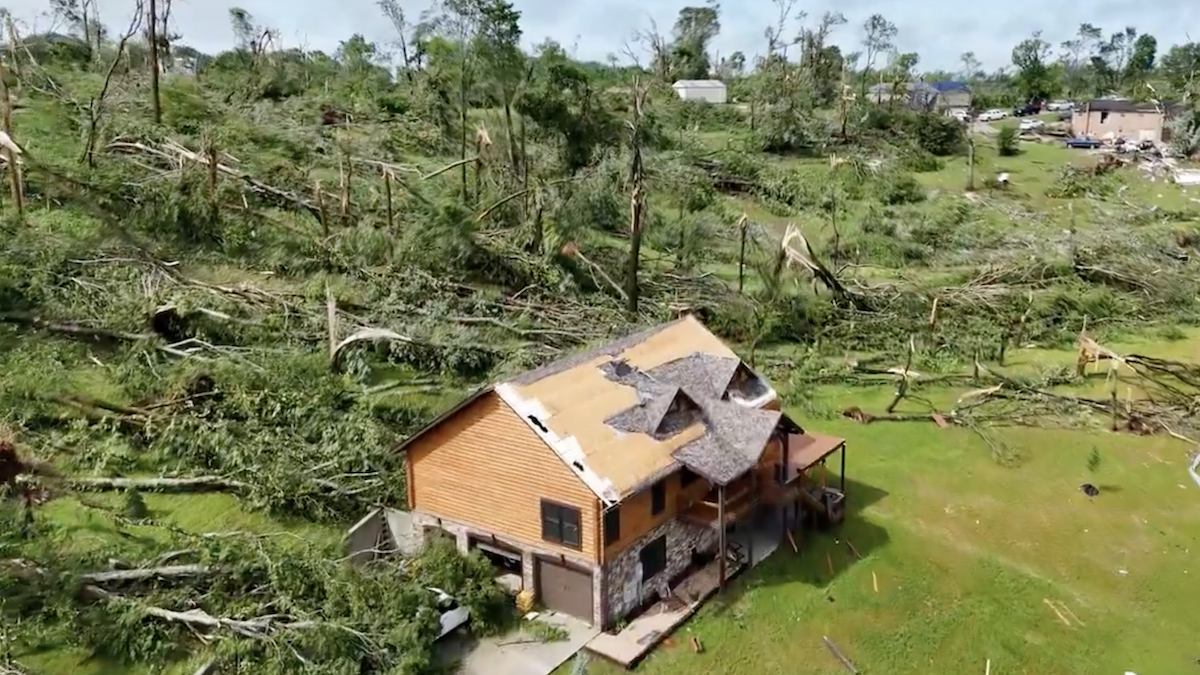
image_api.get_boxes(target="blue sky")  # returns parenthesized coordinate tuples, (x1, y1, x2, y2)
(2, 0, 1197, 72)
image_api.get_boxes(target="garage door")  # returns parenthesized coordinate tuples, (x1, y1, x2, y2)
(536, 558, 593, 622)
(468, 536, 520, 561)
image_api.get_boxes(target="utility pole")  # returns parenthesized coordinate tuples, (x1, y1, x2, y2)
(147, 0, 162, 124)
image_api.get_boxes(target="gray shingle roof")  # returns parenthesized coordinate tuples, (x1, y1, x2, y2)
(597, 353, 783, 485)
(501, 316, 795, 490)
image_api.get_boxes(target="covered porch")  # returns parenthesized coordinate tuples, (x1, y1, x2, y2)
(679, 418, 848, 591)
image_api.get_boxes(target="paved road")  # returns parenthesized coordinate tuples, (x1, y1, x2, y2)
(971, 121, 1000, 136)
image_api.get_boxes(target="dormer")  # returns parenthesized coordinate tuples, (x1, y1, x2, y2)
(724, 363, 771, 405)
(654, 389, 702, 438)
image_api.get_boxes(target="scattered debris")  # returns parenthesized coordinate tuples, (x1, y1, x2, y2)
(872, 571, 878, 593)
(1080, 483, 1100, 497)
(822, 636, 858, 674)
(845, 539, 863, 559)
(1044, 598, 1071, 626)
(690, 636, 703, 653)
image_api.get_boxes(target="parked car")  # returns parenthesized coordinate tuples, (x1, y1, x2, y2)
(425, 587, 471, 640)
(951, 110, 971, 123)
(1013, 101, 1043, 116)
(1019, 118, 1045, 132)
(977, 109, 1007, 122)
(1065, 137, 1102, 149)
(1044, 101, 1075, 112)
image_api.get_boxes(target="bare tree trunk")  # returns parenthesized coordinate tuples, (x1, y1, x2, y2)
(737, 215, 749, 292)
(459, 55, 468, 204)
(966, 135, 975, 191)
(383, 169, 394, 229)
(626, 186, 644, 314)
(0, 55, 24, 220)
(147, 0, 162, 124)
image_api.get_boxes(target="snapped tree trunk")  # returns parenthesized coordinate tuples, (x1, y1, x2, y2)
(625, 186, 644, 314)
(147, 0, 162, 124)
(458, 55, 468, 204)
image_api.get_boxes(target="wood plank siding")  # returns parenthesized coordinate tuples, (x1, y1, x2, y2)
(406, 392, 600, 561)
(602, 433, 784, 560)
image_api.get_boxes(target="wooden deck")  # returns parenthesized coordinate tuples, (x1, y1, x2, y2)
(585, 556, 745, 668)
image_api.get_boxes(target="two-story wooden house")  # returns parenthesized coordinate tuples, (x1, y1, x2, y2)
(395, 316, 847, 628)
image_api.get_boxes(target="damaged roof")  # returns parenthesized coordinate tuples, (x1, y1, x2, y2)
(495, 315, 784, 502)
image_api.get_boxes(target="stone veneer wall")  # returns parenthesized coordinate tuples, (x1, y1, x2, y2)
(602, 517, 718, 626)
(409, 510, 607, 626)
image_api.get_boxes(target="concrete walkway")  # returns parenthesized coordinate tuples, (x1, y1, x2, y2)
(453, 613, 598, 675)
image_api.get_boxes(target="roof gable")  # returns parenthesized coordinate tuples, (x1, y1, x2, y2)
(397, 316, 783, 505)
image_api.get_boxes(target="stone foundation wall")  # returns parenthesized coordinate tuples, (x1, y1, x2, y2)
(601, 517, 718, 626)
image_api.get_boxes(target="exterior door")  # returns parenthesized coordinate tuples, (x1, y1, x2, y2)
(536, 558, 593, 622)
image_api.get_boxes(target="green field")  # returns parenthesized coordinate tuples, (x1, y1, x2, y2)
(582, 337, 1200, 675)
(5, 10, 1200, 675)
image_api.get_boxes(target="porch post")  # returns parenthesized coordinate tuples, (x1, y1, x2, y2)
(840, 443, 846, 495)
(747, 471, 756, 566)
(717, 484, 726, 591)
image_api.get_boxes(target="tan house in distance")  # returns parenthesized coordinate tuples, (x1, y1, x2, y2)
(394, 316, 848, 634)
(1071, 99, 1179, 143)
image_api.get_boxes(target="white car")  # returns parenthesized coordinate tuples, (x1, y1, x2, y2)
(1019, 118, 1045, 132)
(427, 587, 471, 640)
(977, 109, 1008, 122)
(1043, 101, 1074, 112)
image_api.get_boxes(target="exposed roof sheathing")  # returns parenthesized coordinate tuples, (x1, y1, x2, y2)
(498, 316, 782, 500)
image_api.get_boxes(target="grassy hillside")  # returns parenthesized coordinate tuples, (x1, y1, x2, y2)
(1, 12, 1199, 675)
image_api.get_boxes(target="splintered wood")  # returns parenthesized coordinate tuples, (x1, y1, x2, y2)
(822, 636, 858, 674)
(1043, 598, 1084, 627)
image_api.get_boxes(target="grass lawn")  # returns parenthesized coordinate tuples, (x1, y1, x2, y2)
(577, 343, 1200, 675)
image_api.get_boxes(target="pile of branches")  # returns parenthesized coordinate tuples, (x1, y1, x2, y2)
(1, 513, 512, 675)
(813, 334, 1200, 444)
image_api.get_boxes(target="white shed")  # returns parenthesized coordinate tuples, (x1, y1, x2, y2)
(672, 79, 727, 104)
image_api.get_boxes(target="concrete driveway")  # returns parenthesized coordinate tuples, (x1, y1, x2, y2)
(444, 612, 599, 675)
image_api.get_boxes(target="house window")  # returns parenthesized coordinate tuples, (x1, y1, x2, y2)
(639, 535, 667, 580)
(1100, 111, 1109, 123)
(680, 467, 699, 487)
(604, 506, 621, 545)
(651, 480, 666, 515)
(540, 500, 581, 549)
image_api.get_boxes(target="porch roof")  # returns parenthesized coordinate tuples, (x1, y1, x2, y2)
(788, 433, 846, 471)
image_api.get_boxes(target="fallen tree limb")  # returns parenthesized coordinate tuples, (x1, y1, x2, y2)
(330, 328, 413, 371)
(54, 476, 250, 493)
(79, 564, 212, 585)
(91, 586, 319, 638)
(108, 139, 327, 222)
(0, 311, 152, 343)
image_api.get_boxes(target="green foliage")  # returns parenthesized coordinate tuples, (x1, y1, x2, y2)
(876, 171, 925, 205)
(123, 489, 149, 520)
(997, 126, 1020, 156)
(1087, 447, 1102, 473)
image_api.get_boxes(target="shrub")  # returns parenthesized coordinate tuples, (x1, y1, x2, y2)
(997, 126, 1020, 156)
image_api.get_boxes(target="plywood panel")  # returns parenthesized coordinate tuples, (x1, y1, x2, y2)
(407, 393, 599, 561)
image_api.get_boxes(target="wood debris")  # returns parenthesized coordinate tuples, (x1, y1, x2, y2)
(822, 636, 858, 673)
